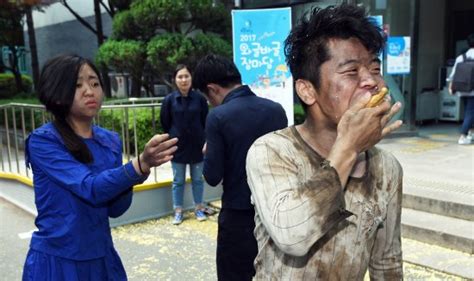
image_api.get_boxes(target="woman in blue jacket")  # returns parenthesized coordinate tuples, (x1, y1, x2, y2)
(160, 64, 208, 225)
(22, 54, 177, 281)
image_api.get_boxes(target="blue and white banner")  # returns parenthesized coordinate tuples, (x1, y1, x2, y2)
(386, 36, 411, 75)
(232, 8, 293, 124)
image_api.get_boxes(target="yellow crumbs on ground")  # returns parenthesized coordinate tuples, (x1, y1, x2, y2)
(399, 139, 447, 153)
(113, 212, 468, 280)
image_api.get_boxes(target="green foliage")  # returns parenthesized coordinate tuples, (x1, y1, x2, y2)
(111, 10, 139, 40)
(98, 0, 233, 87)
(294, 103, 306, 125)
(193, 33, 232, 59)
(131, 0, 187, 33)
(190, 0, 230, 34)
(0, 73, 33, 99)
(146, 33, 231, 83)
(147, 34, 194, 74)
(99, 107, 163, 154)
(0, 97, 39, 105)
(96, 40, 145, 78)
(0, 3, 24, 46)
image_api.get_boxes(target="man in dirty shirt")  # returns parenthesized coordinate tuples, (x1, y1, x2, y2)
(246, 4, 404, 280)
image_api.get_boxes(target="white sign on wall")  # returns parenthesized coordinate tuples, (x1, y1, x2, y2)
(386, 36, 411, 75)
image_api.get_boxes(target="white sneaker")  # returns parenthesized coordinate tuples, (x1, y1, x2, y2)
(458, 135, 471, 145)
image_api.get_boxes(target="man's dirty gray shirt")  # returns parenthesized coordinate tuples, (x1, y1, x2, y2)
(246, 126, 403, 280)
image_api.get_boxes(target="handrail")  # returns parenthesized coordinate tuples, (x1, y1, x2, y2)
(0, 103, 45, 109)
(104, 96, 164, 105)
(0, 101, 163, 182)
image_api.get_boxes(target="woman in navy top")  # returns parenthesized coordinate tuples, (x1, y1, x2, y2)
(22, 54, 177, 281)
(160, 64, 208, 224)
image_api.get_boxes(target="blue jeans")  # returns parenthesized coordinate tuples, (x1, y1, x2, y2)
(461, 96, 474, 135)
(171, 161, 204, 210)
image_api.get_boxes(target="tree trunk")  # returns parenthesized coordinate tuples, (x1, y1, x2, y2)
(94, 0, 104, 45)
(8, 46, 25, 93)
(94, 0, 111, 97)
(131, 76, 142, 97)
(12, 69, 24, 93)
(26, 7, 39, 91)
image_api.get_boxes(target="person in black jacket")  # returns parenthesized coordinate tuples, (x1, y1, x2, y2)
(193, 54, 288, 281)
(160, 64, 209, 224)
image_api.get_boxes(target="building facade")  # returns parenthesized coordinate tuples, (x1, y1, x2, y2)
(23, 0, 474, 127)
(237, 0, 474, 129)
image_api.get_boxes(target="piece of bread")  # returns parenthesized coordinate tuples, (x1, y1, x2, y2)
(366, 87, 388, 108)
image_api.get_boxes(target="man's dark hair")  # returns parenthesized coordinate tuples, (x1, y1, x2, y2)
(284, 4, 385, 110)
(38, 54, 103, 163)
(193, 54, 242, 95)
(467, 33, 474, 48)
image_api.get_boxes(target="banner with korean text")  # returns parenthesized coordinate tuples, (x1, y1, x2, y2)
(232, 8, 294, 124)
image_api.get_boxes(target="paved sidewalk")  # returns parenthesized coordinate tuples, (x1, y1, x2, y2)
(1, 200, 467, 281)
(112, 211, 470, 281)
(2, 122, 472, 280)
(378, 122, 473, 203)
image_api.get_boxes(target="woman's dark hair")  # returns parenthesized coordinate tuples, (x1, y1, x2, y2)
(173, 64, 191, 79)
(38, 54, 103, 163)
(193, 54, 242, 95)
(284, 4, 385, 111)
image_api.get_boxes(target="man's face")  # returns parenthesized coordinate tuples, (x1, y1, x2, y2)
(315, 37, 384, 124)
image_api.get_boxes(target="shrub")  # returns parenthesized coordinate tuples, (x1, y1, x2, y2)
(294, 103, 305, 125)
(98, 107, 163, 155)
(0, 73, 33, 98)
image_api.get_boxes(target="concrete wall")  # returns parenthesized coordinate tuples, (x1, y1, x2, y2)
(0, 177, 223, 227)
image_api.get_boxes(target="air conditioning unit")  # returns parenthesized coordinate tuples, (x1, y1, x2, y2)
(109, 73, 130, 98)
(153, 84, 169, 97)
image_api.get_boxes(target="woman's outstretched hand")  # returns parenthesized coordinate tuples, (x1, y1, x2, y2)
(134, 134, 178, 175)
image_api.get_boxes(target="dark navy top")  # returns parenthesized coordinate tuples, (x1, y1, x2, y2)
(160, 90, 208, 164)
(25, 122, 147, 260)
(204, 85, 288, 210)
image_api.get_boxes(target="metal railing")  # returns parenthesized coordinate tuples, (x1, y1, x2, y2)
(0, 101, 163, 182)
(104, 96, 164, 105)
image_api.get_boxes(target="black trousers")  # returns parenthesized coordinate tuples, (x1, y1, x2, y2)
(216, 208, 258, 281)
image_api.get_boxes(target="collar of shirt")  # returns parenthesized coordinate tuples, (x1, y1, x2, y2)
(222, 85, 255, 104)
(171, 89, 195, 100)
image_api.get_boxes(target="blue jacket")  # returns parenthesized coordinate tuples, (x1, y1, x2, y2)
(25, 122, 147, 260)
(204, 85, 288, 210)
(160, 90, 208, 164)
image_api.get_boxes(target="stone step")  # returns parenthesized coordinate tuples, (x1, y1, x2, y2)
(401, 208, 473, 254)
(403, 177, 474, 221)
(402, 238, 474, 280)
